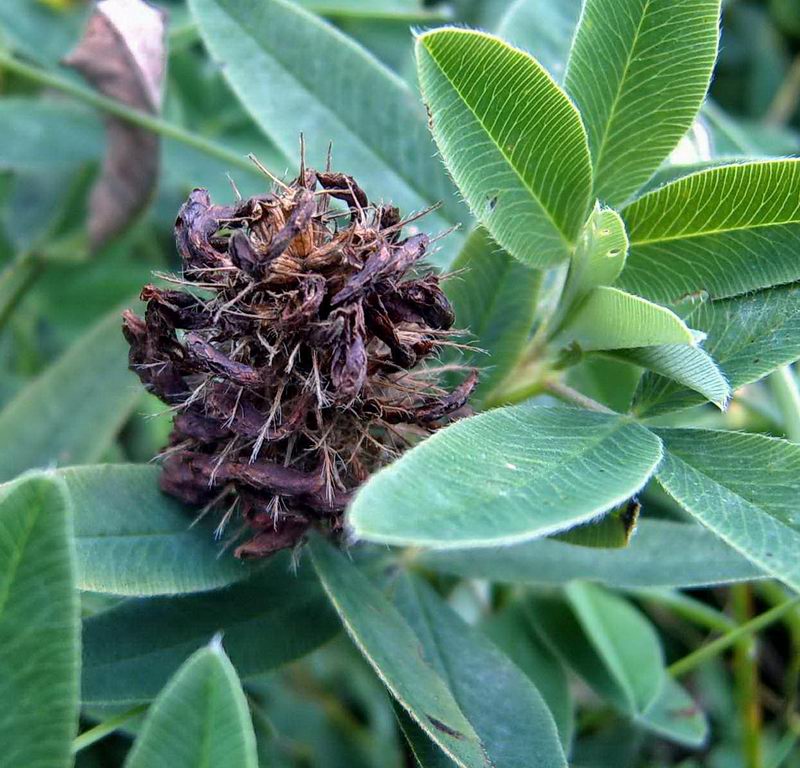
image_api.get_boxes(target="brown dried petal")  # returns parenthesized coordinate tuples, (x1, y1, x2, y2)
(228, 229, 260, 274)
(387, 275, 455, 330)
(316, 171, 369, 212)
(329, 304, 367, 399)
(122, 310, 187, 402)
(185, 332, 262, 387)
(220, 460, 324, 497)
(234, 521, 308, 559)
(281, 275, 326, 330)
(140, 285, 209, 329)
(265, 188, 317, 261)
(364, 300, 416, 368)
(415, 370, 479, 423)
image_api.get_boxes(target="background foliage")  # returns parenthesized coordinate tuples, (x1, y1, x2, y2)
(1, 0, 799, 767)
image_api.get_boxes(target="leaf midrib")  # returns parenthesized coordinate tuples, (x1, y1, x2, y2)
(582, 0, 653, 179)
(630, 216, 800, 247)
(0, 487, 41, 618)
(199, 665, 216, 768)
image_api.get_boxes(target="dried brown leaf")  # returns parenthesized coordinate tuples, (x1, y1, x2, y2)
(65, 0, 166, 250)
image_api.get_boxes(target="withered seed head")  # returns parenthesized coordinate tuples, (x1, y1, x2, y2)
(123, 162, 477, 558)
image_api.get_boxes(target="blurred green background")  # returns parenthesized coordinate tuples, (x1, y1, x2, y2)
(1, 1, 799, 766)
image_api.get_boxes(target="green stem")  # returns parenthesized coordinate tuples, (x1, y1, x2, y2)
(483, 365, 548, 408)
(766, 54, 800, 126)
(766, 730, 800, 768)
(732, 584, 763, 768)
(734, 392, 785, 435)
(758, 582, 800, 731)
(768, 366, 800, 442)
(0, 252, 41, 331)
(629, 587, 736, 634)
(0, 49, 261, 177)
(485, 373, 614, 412)
(543, 380, 614, 413)
(668, 596, 800, 678)
(72, 704, 148, 753)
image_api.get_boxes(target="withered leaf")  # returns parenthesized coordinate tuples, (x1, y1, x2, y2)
(65, 0, 166, 250)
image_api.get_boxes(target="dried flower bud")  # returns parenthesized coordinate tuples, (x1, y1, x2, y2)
(123, 161, 477, 558)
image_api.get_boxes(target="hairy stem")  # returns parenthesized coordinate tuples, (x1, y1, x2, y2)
(543, 380, 615, 413)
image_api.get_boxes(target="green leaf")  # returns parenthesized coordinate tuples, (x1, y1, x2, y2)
(249, 662, 398, 768)
(444, 228, 540, 402)
(82, 552, 339, 704)
(637, 159, 734, 196)
(566, 354, 643, 413)
(481, 602, 573, 749)
(349, 406, 663, 548)
(0, 476, 79, 768)
(655, 428, 800, 593)
(618, 160, 800, 303)
(297, 0, 434, 18)
(391, 574, 567, 768)
(531, 589, 705, 745)
(639, 677, 708, 748)
(0, 307, 141, 483)
(565, 582, 664, 713)
(553, 287, 696, 351)
(308, 536, 490, 768)
(125, 643, 257, 768)
(188, 0, 463, 264)
(553, 498, 639, 549)
(699, 102, 800, 160)
(59, 464, 254, 596)
(496, 0, 583, 83)
(0, 163, 94, 257)
(0, 0, 89, 66)
(394, 705, 455, 768)
(417, 519, 763, 589)
(561, 206, 629, 311)
(416, 28, 592, 268)
(565, 0, 721, 206)
(633, 284, 800, 415)
(610, 344, 730, 412)
(0, 98, 102, 173)
(527, 595, 627, 713)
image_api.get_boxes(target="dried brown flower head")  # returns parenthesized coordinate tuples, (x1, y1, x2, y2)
(122, 158, 477, 558)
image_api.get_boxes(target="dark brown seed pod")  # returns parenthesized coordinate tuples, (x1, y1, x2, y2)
(122, 159, 477, 558)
